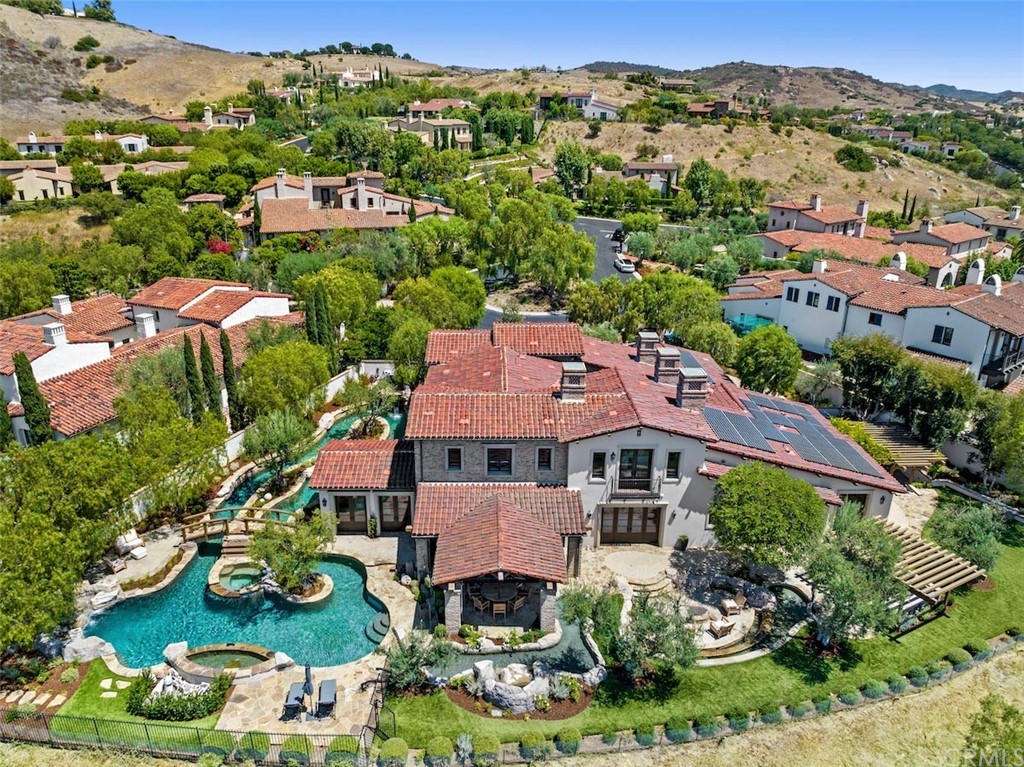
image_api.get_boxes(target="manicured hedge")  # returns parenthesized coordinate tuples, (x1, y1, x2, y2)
(555, 727, 581, 754)
(326, 735, 360, 764)
(236, 732, 270, 761)
(634, 723, 655, 746)
(472, 734, 501, 766)
(838, 687, 860, 705)
(519, 731, 548, 761)
(759, 707, 784, 725)
(887, 674, 908, 694)
(947, 648, 972, 671)
(125, 670, 232, 721)
(378, 737, 409, 767)
(280, 734, 313, 765)
(861, 679, 887, 699)
(694, 713, 719, 738)
(908, 666, 929, 687)
(664, 716, 693, 743)
(788, 702, 810, 718)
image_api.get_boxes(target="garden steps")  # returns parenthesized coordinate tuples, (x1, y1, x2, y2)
(628, 574, 673, 596)
(221, 535, 250, 557)
(365, 613, 390, 643)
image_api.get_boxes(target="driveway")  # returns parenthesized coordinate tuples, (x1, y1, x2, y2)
(573, 216, 633, 284)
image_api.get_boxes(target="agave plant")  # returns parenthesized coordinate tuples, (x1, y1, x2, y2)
(465, 677, 486, 698)
(549, 676, 571, 701)
(455, 732, 474, 763)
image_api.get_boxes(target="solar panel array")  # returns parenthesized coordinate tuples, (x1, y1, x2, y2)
(703, 393, 882, 479)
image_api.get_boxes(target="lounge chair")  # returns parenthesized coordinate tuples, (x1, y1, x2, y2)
(115, 529, 147, 560)
(103, 556, 126, 574)
(317, 679, 337, 718)
(511, 595, 527, 614)
(734, 591, 747, 610)
(708, 620, 735, 639)
(283, 682, 305, 718)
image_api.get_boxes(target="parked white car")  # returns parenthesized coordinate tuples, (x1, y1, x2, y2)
(614, 257, 636, 273)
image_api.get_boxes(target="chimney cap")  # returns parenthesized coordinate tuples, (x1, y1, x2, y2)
(561, 360, 587, 374)
(656, 346, 681, 358)
(637, 330, 660, 341)
(681, 366, 707, 378)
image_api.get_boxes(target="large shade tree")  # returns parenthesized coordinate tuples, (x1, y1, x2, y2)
(734, 324, 802, 394)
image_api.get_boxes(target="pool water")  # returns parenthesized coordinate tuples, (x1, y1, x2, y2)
(220, 566, 261, 591)
(189, 649, 267, 669)
(86, 543, 387, 668)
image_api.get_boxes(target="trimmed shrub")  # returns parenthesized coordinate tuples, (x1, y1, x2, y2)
(664, 716, 693, 743)
(635, 723, 655, 747)
(813, 694, 833, 714)
(236, 732, 270, 761)
(927, 660, 951, 680)
(125, 670, 232, 721)
(727, 707, 751, 732)
(378, 737, 409, 767)
(760, 707, 784, 725)
(326, 735, 360, 764)
(1007, 625, 1021, 637)
(424, 736, 454, 767)
(887, 674, 908, 694)
(59, 667, 79, 684)
(908, 666, 929, 687)
(948, 648, 973, 671)
(861, 679, 888, 699)
(280, 735, 313, 765)
(788, 702, 810, 718)
(197, 730, 235, 757)
(694, 713, 719, 738)
(472, 734, 500, 767)
(519, 731, 549, 761)
(601, 728, 618, 745)
(965, 640, 992, 660)
(838, 687, 860, 706)
(555, 727, 581, 754)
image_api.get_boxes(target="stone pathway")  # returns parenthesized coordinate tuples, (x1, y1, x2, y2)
(889, 487, 939, 531)
(2, 690, 66, 708)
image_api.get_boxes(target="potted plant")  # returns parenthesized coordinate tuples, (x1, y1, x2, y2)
(676, 534, 689, 551)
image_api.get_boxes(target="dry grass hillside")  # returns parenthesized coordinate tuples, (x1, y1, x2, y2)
(540, 121, 1011, 214)
(306, 52, 443, 77)
(0, 4, 306, 137)
(431, 68, 636, 106)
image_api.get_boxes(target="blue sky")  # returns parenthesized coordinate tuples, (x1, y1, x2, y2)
(113, 1, 1023, 92)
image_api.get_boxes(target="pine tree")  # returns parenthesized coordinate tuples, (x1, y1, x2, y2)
(305, 290, 321, 345)
(0, 389, 15, 450)
(901, 189, 909, 221)
(12, 352, 51, 445)
(199, 332, 221, 416)
(182, 335, 205, 425)
(220, 330, 242, 431)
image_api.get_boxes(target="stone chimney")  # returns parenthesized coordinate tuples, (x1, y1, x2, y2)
(654, 346, 681, 387)
(812, 259, 828, 274)
(275, 168, 286, 199)
(303, 171, 313, 204)
(51, 294, 72, 315)
(42, 322, 67, 346)
(920, 218, 933, 234)
(1010, 205, 1021, 222)
(676, 366, 709, 411)
(135, 313, 157, 339)
(635, 331, 659, 365)
(889, 252, 907, 271)
(983, 275, 1002, 297)
(356, 177, 368, 210)
(810, 193, 822, 212)
(560, 361, 587, 402)
(203, 105, 213, 126)
(966, 258, 985, 285)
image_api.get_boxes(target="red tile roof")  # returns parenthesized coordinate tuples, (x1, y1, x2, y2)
(259, 197, 452, 234)
(251, 174, 305, 192)
(848, 282, 957, 314)
(760, 231, 952, 269)
(0, 321, 109, 375)
(11, 294, 133, 336)
(802, 205, 863, 225)
(127, 278, 250, 311)
(7, 401, 24, 418)
(412, 483, 585, 536)
(183, 193, 226, 203)
(491, 322, 584, 357)
(784, 263, 924, 296)
(38, 315, 302, 436)
(946, 281, 1024, 335)
(421, 346, 562, 394)
(927, 222, 991, 244)
(309, 439, 415, 490)
(177, 290, 290, 324)
(424, 329, 492, 365)
(433, 497, 567, 584)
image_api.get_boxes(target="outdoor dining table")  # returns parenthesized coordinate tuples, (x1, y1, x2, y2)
(479, 582, 519, 603)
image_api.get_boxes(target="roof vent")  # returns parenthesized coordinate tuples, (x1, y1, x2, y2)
(883, 274, 900, 282)
(52, 294, 72, 315)
(983, 274, 1002, 296)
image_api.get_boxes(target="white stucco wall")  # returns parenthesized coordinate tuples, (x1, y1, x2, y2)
(31, 341, 111, 383)
(776, 278, 849, 355)
(844, 305, 907, 343)
(902, 306, 989, 375)
(721, 296, 780, 324)
(221, 296, 291, 328)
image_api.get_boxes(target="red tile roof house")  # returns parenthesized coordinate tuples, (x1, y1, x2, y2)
(892, 219, 992, 285)
(126, 277, 291, 334)
(251, 169, 453, 238)
(766, 194, 868, 237)
(15, 130, 149, 156)
(374, 322, 902, 633)
(404, 98, 477, 119)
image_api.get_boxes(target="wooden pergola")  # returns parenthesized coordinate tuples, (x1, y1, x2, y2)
(862, 423, 945, 477)
(880, 520, 987, 605)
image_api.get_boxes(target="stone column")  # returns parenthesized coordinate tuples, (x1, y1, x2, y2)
(414, 538, 432, 577)
(444, 585, 463, 635)
(539, 584, 559, 632)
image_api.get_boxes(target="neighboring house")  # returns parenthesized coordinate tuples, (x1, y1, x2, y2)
(941, 141, 961, 158)
(405, 98, 476, 119)
(252, 169, 453, 238)
(126, 277, 289, 333)
(386, 118, 473, 150)
(16, 131, 149, 156)
(767, 194, 868, 236)
(337, 68, 379, 88)
(851, 125, 912, 142)
(943, 206, 1023, 242)
(142, 104, 257, 133)
(0, 159, 58, 177)
(96, 160, 189, 195)
(686, 99, 769, 119)
(943, 205, 1011, 229)
(892, 220, 991, 269)
(538, 89, 619, 121)
(659, 78, 695, 92)
(183, 193, 226, 210)
(898, 140, 931, 154)
(622, 156, 678, 195)
(267, 87, 303, 103)
(10, 293, 135, 348)
(6, 167, 72, 201)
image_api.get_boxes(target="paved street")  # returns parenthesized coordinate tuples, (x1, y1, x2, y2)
(573, 216, 632, 284)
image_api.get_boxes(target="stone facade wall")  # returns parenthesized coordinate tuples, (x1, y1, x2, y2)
(444, 586, 463, 633)
(418, 439, 569, 484)
(539, 584, 558, 632)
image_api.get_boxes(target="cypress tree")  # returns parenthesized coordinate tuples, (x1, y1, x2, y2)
(433, 129, 440, 151)
(252, 195, 262, 245)
(408, 203, 417, 223)
(199, 332, 221, 416)
(305, 290, 321, 345)
(909, 195, 917, 221)
(220, 330, 242, 431)
(472, 120, 483, 152)
(314, 282, 333, 346)
(182, 335, 205, 425)
(12, 352, 51, 445)
(901, 189, 909, 221)
(0, 389, 15, 450)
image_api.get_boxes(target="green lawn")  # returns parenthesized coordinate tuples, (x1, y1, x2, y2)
(51, 659, 223, 757)
(389, 526, 1024, 748)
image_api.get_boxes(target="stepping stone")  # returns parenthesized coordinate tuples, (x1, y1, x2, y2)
(115, 681, 130, 690)
(4, 691, 22, 703)
(47, 694, 66, 708)
(99, 678, 113, 690)
(100, 691, 118, 698)
(33, 694, 51, 707)
(18, 691, 36, 705)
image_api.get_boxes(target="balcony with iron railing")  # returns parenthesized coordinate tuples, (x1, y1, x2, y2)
(982, 346, 1024, 376)
(603, 471, 663, 501)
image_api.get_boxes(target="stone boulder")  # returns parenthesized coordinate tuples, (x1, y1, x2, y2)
(36, 635, 64, 660)
(163, 641, 188, 662)
(498, 663, 531, 687)
(532, 661, 553, 680)
(582, 666, 608, 688)
(483, 680, 534, 714)
(522, 676, 549, 698)
(478, 637, 496, 650)
(63, 636, 115, 663)
(274, 651, 295, 669)
(473, 660, 495, 683)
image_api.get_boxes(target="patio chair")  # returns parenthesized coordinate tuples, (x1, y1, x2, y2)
(103, 556, 126, 574)
(317, 679, 337, 718)
(511, 595, 527, 614)
(471, 595, 488, 612)
(734, 591, 747, 610)
(492, 602, 507, 620)
(283, 682, 305, 718)
(708, 620, 735, 640)
(115, 529, 147, 560)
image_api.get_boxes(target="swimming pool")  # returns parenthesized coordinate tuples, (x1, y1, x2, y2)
(86, 543, 388, 668)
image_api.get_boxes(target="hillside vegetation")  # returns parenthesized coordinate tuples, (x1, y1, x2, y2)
(540, 121, 1013, 213)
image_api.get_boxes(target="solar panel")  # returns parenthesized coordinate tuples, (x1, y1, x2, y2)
(802, 429, 857, 471)
(748, 408, 790, 444)
(774, 399, 804, 415)
(705, 408, 746, 446)
(725, 412, 774, 452)
(748, 393, 776, 410)
(786, 431, 830, 466)
(766, 410, 791, 426)
(833, 440, 882, 477)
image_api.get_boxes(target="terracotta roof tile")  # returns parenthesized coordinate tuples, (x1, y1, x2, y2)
(433, 498, 567, 584)
(183, 193, 226, 203)
(424, 329, 492, 365)
(309, 439, 414, 490)
(760, 231, 952, 268)
(927, 222, 991, 244)
(849, 282, 957, 314)
(412, 483, 585, 536)
(491, 322, 584, 357)
(177, 291, 290, 324)
(11, 294, 133, 336)
(0, 321, 109, 375)
(259, 197, 451, 234)
(127, 278, 250, 311)
(947, 281, 1024, 335)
